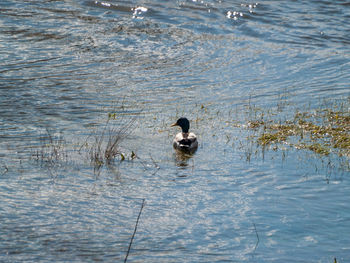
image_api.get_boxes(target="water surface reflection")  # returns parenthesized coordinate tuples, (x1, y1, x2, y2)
(1, 0, 350, 262)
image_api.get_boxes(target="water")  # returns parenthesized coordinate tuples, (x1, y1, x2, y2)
(1, 0, 350, 262)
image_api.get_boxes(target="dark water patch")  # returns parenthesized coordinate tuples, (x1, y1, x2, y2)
(0, 57, 61, 74)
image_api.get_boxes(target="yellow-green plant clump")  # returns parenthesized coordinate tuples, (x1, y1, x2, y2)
(250, 107, 349, 157)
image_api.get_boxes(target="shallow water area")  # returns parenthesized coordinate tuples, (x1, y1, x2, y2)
(1, 0, 350, 262)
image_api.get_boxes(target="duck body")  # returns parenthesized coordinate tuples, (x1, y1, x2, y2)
(171, 117, 198, 153)
(173, 132, 198, 152)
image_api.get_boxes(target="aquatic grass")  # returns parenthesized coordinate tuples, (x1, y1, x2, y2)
(88, 113, 137, 168)
(29, 103, 140, 174)
(32, 128, 68, 166)
(303, 143, 330, 156)
(248, 105, 349, 158)
(29, 128, 71, 181)
(257, 131, 287, 146)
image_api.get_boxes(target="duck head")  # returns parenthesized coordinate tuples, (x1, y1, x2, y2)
(171, 117, 190, 133)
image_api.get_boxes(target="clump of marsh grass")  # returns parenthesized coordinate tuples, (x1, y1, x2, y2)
(32, 128, 68, 166)
(30, 110, 138, 174)
(87, 113, 137, 169)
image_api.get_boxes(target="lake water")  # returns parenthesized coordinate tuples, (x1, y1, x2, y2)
(1, 0, 350, 262)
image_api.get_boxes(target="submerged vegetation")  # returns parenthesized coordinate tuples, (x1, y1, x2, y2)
(249, 108, 349, 157)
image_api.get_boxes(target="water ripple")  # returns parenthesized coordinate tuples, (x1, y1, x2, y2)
(1, 0, 350, 262)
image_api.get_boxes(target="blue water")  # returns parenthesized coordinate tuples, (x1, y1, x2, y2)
(1, 0, 350, 262)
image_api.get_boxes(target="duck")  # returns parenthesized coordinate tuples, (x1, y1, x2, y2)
(171, 117, 198, 153)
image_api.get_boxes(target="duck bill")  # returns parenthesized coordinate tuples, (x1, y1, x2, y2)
(170, 123, 177, 127)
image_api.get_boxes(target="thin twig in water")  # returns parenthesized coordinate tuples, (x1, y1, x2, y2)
(136, 156, 149, 171)
(124, 198, 146, 263)
(253, 222, 259, 252)
(2, 165, 8, 176)
(78, 133, 92, 154)
(149, 154, 160, 175)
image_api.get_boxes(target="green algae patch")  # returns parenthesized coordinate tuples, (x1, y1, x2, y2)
(257, 132, 287, 146)
(303, 143, 331, 156)
(251, 106, 349, 157)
